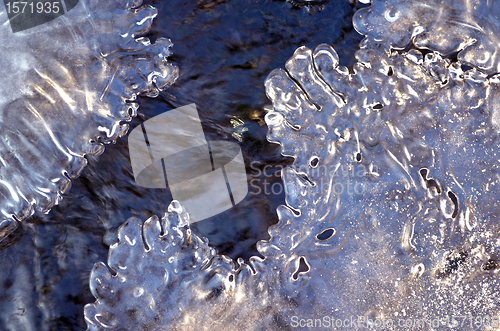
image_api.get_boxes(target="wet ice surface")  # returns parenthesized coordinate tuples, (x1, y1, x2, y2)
(85, 0, 500, 330)
(353, 0, 500, 73)
(0, 0, 364, 330)
(0, 0, 178, 241)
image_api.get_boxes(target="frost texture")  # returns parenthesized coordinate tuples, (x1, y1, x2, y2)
(0, 0, 178, 241)
(353, 0, 500, 74)
(86, 1, 500, 330)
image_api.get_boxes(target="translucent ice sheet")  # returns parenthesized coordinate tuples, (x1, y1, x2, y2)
(85, 1, 500, 330)
(0, 0, 178, 241)
(353, 0, 500, 73)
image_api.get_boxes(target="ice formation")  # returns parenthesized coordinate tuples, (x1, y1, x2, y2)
(0, 0, 178, 241)
(85, 0, 500, 330)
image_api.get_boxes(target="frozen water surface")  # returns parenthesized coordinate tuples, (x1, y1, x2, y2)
(1, 0, 500, 329)
(0, 0, 178, 241)
(1, 1, 369, 329)
(84, 0, 500, 330)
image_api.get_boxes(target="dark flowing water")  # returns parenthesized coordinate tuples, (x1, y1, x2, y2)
(0, 0, 365, 329)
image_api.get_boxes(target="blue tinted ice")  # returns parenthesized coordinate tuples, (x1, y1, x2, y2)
(85, 0, 500, 329)
(353, 0, 500, 73)
(0, 0, 178, 241)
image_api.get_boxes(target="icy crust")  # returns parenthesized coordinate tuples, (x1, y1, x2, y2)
(263, 42, 500, 326)
(0, 0, 178, 241)
(85, 201, 313, 330)
(353, 0, 500, 74)
(86, 3, 500, 331)
(85, 202, 216, 330)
